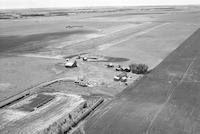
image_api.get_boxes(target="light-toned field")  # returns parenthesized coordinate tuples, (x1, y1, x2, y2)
(0, 6, 200, 102)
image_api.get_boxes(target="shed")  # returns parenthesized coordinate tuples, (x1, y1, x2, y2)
(65, 60, 77, 68)
(122, 66, 131, 72)
(114, 76, 121, 81)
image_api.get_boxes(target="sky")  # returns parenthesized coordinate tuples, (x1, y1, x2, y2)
(0, 0, 200, 9)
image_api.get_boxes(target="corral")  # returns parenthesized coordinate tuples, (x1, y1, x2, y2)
(14, 93, 55, 112)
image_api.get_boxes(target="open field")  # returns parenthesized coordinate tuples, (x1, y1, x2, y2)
(1, 6, 200, 134)
(1, 6, 200, 100)
(77, 24, 200, 134)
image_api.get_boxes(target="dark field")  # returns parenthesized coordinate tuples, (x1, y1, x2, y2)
(0, 29, 94, 54)
(16, 94, 55, 112)
(74, 28, 200, 134)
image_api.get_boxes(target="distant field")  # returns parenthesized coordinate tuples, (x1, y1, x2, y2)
(95, 12, 166, 18)
(0, 29, 95, 54)
(0, 6, 200, 109)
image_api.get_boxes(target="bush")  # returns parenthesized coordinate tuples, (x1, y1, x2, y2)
(137, 64, 148, 74)
(129, 63, 148, 74)
(129, 64, 138, 73)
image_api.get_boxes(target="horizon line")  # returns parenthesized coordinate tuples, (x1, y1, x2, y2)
(0, 4, 200, 10)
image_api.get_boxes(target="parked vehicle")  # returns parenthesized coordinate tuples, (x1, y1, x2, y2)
(114, 72, 128, 81)
(83, 57, 88, 61)
(116, 67, 122, 71)
(114, 76, 121, 81)
(106, 63, 114, 68)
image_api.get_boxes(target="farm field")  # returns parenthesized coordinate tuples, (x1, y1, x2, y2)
(78, 21, 200, 134)
(1, 6, 200, 134)
(1, 6, 200, 101)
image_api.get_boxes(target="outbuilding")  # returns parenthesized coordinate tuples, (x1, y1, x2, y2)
(65, 60, 77, 68)
(122, 66, 131, 72)
(114, 76, 121, 81)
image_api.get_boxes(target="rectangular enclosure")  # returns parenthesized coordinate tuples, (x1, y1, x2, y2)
(16, 93, 55, 112)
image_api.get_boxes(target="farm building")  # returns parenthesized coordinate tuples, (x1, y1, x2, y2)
(65, 60, 77, 68)
(114, 72, 128, 81)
